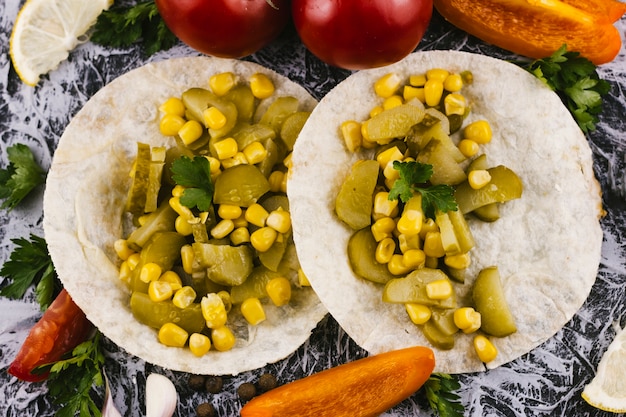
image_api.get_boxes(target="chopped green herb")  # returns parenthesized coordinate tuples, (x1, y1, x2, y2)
(422, 373, 464, 417)
(171, 156, 214, 212)
(0, 234, 59, 310)
(388, 160, 457, 219)
(91, 0, 178, 56)
(525, 44, 610, 133)
(0, 143, 46, 211)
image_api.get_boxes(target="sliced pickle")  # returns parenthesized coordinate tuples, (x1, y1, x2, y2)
(126, 201, 178, 251)
(472, 266, 517, 337)
(347, 228, 396, 284)
(466, 154, 500, 221)
(421, 319, 455, 350)
(416, 139, 467, 185)
(335, 159, 379, 230)
(129, 231, 187, 293)
(455, 165, 523, 214)
(130, 292, 205, 333)
(233, 123, 276, 151)
(279, 111, 310, 151)
(383, 268, 456, 309)
(258, 96, 300, 135)
(145, 146, 166, 213)
(213, 164, 270, 207)
(258, 239, 287, 272)
(193, 242, 254, 286)
(361, 100, 425, 144)
(181, 87, 238, 138)
(224, 84, 256, 123)
(430, 308, 459, 337)
(230, 266, 281, 304)
(125, 142, 152, 218)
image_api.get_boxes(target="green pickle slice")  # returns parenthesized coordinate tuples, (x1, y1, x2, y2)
(383, 268, 457, 309)
(335, 159, 379, 230)
(347, 228, 396, 284)
(472, 266, 517, 337)
(130, 292, 205, 334)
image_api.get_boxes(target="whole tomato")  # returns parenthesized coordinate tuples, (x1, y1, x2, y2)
(155, 0, 291, 58)
(292, 0, 433, 69)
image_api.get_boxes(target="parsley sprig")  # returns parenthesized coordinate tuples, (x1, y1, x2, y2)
(0, 143, 46, 211)
(422, 373, 464, 417)
(388, 160, 457, 219)
(91, 1, 178, 56)
(525, 44, 610, 133)
(171, 156, 215, 211)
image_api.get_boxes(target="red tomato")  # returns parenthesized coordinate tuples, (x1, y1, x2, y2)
(155, 0, 291, 58)
(292, 0, 433, 70)
(8, 289, 94, 382)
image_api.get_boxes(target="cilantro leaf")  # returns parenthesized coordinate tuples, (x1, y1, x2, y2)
(525, 44, 610, 133)
(0, 234, 59, 310)
(388, 160, 457, 219)
(171, 156, 214, 211)
(422, 373, 464, 417)
(91, 1, 178, 56)
(0, 143, 46, 211)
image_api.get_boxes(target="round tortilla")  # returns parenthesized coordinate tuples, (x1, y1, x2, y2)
(289, 51, 603, 374)
(43, 56, 327, 375)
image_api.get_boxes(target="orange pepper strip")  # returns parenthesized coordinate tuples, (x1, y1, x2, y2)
(434, 0, 623, 65)
(560, 0, 626, 22)
(240, 346, 435, 417)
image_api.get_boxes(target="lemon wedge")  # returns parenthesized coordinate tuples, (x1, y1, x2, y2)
(9, 0, 113, 86)
(582, 324, 626, 413)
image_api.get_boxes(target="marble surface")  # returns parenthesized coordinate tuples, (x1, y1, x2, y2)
(1, 2, 626, 416)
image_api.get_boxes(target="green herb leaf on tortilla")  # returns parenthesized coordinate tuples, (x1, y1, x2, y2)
(422, 373, 464, 417)
(0, 234, 59, 310)
(171, 156, 214, 212)
(388, 160, 457, 219)
(91, 0, 178, 56)
(525, 44, 610, 133)
(0, 143, 46, 211)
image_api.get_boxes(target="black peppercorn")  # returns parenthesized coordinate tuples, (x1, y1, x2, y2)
(196, 402, 216, 417)
(188, 374, 206, 392)
(205, 375, 224, 394)
(237, 382, 257, 401)
(257, 373, 278, 392)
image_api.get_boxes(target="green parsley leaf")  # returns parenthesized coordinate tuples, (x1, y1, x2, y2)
(388, 160, 457, 219)
(171, 156, 214, 212)
(525, 44, 610, 133)
(46, 331, 105, 417)
(422, 373, 464, 417)
(0, 234, 59, 310)
(0, 143, 46, 211)
(91, 1, 178, 56)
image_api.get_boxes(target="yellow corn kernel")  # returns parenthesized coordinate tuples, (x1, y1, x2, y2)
(126, 253, 140, 271)
(241, 297, 266, 325)
(172, 286, 197, 309)
(232, 213, 248, 228)
(402, 249, 426, 269)
(217, 290, 232, 313)
(423, 231, 445, 258)
(371, 217, 396, 242)
(266, 277, 292, 306)
(444, 252, 472, 270)
(158, 323, 188, 347)
(178, 119, 204, 145)
(376, 146, 403, 170)
(218, 204, 243, 220)
(468, 169, 492, 190)
(209, 71, 236, 96)
(419, 218, 439, 239)
(205, 156, 221, 175)
(169, 196, 194, 219)
(454, 307, 482, 334)
(243, 141, 268, 165)
(159, 113, 186, 137)
(340, 120, 362, 153)
(211, 219, 235, 239)
(249, 73, 275, 99)
(397, 233, 420, 253)
(181, 244, 194, 275)
(114, 239, 135, 261)
(443, 73, 464, 92)
(159, 97, 186, 117)
(171, 184, 186, 197)
(425, 279, 453, 300)
(403, 85, 425, 103)
(405, 303, 432, 325)
(201, 293, 228, 329)
(464, 120, 492, 144)
(251, 227, 278, 252)
(374, 72, 402, 98)
(140, 262, 162, 283)
(227, 227, 248, 246)
(211, 326, 236, 351)
(426, 68, 449, 82)
(474, 334, 498, 363)
(149, 280, 173, 302)
(221, 152, 248, 169)
(189, 333, 211, 357)
(383, 95, 403, 110)
(373, 192, 399, 219)
(175, 215, 193, 236)
(458, 139, 480, 158)
(298, 268, 311, 287)
(409, 74, 427, 87)
(375, 238, 396, 264)
(159, 270, 183, 291)
(213, 137, 238, 160)
(369, 105, 384, 119)
(268, 171, 284, 193)
(245, 203, 269, 227)
(203, 106, 227, 130)
(424, 79, 444, 107)
(388, 254, 412, 276)
(397, 209, 424, 236)
(266, 208, 291, 234)
(383, 162, 401, 184)
(444, 93, 467, 116)
(119, 261, 132, 283)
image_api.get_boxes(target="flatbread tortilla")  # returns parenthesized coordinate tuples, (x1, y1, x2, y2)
(289, 51, 603, 374)
(43, 57, 327, 375)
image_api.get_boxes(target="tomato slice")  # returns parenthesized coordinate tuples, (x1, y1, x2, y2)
(8, 289, 94, 382)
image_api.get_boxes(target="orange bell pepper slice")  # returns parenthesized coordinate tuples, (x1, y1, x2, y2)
(434, 0, 625, 65)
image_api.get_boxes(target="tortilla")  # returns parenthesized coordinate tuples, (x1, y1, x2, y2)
(288, 51, 603, 374)
(42, 56, 327, 375)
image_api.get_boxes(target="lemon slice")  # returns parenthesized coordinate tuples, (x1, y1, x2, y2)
(582, 324, 626, 413)
(9, 0, 112, 86)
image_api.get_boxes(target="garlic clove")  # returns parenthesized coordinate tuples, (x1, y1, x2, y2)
(102, 369, 122, 417)
(146, 373, 178, 417)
